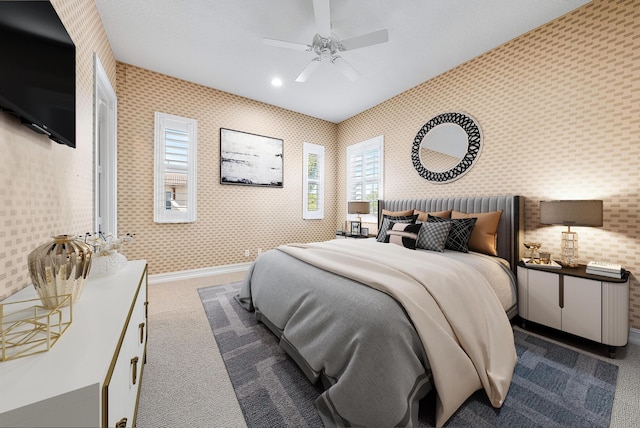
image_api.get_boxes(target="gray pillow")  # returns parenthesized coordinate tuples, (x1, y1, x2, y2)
(416, 221, 452, 252)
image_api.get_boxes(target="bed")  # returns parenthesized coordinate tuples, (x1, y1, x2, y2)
(237, 195, 524, 427)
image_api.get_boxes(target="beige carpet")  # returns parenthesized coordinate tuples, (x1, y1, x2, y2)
(136, 272, 247, 428)
(136, 271, 640, 427)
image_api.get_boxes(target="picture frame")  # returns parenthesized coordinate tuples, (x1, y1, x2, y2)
(350, 221, 361, 236)
(220, 128, 283, 187)
(361, 227, 369, 237)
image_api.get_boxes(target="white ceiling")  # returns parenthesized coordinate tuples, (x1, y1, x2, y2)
(95, 0, 590, 124)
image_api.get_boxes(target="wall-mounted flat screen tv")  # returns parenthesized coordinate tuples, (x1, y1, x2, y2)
(0, 1, 76, 148)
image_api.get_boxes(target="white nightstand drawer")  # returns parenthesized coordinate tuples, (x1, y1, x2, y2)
(527, 270, 561, 330)
(562, 276, 601, 342)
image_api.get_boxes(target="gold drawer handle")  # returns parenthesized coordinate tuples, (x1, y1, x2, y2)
(116, 417, 127, 428)
(144, 301, 149, 318)
(139, 322, 145, 344)
(131, 356, 139, 385)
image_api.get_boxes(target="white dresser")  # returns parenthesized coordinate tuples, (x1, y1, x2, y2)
(0, 260, 148, 427)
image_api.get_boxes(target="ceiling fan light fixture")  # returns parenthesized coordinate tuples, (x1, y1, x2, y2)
(263, 0, 389, 83)
(312, 33, 339, 58)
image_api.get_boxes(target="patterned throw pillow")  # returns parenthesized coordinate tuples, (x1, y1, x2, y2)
(376, 214, 419, 242)
(416, 221, 452, 252)
(427, 214, 477, 253)
(385, 222, 422, 249)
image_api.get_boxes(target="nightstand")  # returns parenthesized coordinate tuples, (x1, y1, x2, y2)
(335, 231, 370, 239)
(517, 261, 629, 358)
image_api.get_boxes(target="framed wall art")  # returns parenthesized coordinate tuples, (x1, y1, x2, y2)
(220, 128, 283, 187)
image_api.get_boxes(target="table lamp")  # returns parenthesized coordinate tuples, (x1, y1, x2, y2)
(539, 200, 603, 267)
(348, 201, 370, 222)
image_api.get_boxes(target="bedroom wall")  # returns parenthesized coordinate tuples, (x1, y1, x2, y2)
(115, 63, 338, 275)
(337, 0, 640, 329)
(0, 0, 116, 301)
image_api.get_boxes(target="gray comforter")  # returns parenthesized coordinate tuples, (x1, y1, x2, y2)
(237, 240, 516, 427)
(237, 249, 431, 427)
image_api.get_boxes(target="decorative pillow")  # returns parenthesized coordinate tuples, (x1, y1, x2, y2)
(385, 222, 422, 249)
(414, 209, 452, 222)
(416, 221, 452, 252)
(381, 209, 415, 217)
(452, 210, 503, 256)
(376, 214, 419, 242)
(427, 214, 477, 253)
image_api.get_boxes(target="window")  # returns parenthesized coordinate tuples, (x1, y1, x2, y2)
(347, 135, 383, 223)
(154, 112, 197, 223)
(303, 142, 324, 219)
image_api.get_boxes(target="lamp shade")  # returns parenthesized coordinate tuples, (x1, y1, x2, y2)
(348, 201, 370, 215)
(539, 200, 603, 227)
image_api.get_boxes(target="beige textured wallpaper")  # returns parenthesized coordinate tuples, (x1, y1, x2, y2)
(0, 0, 115, 301)
(1, 0, 638, 333)
(338, 0, 640, 328)
(115, 63, 338, 275)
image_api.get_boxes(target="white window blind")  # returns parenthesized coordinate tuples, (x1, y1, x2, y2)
(303, 142, 324, 219)
(154, 112, 197, 223)
(346, 135, 383, 223)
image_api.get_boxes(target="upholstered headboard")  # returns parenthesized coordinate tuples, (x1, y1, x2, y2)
(378, 196, 524, 273)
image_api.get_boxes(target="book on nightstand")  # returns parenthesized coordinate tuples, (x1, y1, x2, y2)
(586, 261, 623, 279)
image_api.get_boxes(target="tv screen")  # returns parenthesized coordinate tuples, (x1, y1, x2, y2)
(0, 1, 76, 148)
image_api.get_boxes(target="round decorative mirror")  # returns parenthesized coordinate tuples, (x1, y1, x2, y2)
(411, 112, 482, 183)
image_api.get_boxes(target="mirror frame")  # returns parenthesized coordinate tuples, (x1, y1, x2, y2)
(411, 112, 482, 183)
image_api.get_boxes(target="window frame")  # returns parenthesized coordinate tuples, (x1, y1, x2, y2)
(303, 142, 325, 219)
(154, 112, 197, 223)
(346, 135, 384, 223)
(93, 53, 118, 236)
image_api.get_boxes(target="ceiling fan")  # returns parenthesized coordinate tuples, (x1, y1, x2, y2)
(263, 0, 389, 82)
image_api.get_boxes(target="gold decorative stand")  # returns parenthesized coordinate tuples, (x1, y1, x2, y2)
(1, 295, 72, 361)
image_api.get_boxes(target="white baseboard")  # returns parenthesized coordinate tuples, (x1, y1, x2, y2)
(629, 327, 640, 346)
(148, 262, 251, 285)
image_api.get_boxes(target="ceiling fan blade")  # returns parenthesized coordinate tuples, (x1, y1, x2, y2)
(332, 56, 360, 81)
(263, 37, 311, 51)
(340, 29, 389, 51)
(295, 58, 322, 82)
(312, 0, 331, 37)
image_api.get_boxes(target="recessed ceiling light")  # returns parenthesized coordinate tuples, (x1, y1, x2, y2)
(271, 77, 283, 87)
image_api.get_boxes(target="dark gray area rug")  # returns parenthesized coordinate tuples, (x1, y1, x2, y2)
(198, 283, 617, 427)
